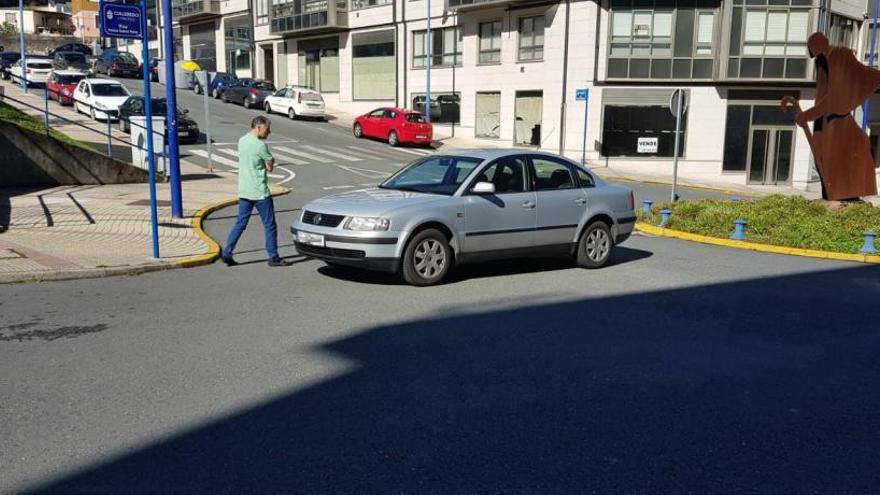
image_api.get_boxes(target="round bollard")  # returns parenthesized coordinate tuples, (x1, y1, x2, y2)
(658, 209, 672, 228)
(859, 231, 877, 254)
(730, 219, 747, 240)
(642, 200, 654, 214)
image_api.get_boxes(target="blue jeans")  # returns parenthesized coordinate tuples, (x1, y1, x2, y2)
(223, 197, 279, 261)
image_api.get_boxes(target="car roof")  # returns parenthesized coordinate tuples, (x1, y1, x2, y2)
(86, 78, 124, 85)
(26, 58, 53, 63)
(433, 148, 579, 162)
(52, 70, 87, 75)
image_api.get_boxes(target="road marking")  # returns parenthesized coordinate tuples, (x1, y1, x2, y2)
(275, 146, 334, 163)
(272, 153, 309, 166)
(345, 146, 391, 160)
(336, 165, 391, 179)
(277, 166, 297, 185)
(323, 185, 356, 190)
(189, 149, 238, 168)
(393, 147, 434, 157)
(216, 148, 238, 157)
(300, 145, 362, 162)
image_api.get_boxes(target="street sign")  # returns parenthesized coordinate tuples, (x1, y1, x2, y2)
(576, 88, 589, 101)
(637, 137, 658, 153)
(99, 1, 144, 40)
(669, 88, 688, 117)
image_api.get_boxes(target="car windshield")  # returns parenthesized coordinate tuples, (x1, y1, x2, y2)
(29, 62, 53, 69)
(62, 53, 86, 63)
(92, 84, 130, 97)
(405, 113, 426, 123)
(57, 74, 85, 84)
(116, 53, 138, 64)
(380, 156, 482, 195)
(254, 82, 275, 91)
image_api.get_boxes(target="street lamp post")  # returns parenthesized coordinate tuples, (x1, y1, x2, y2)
(160, 0, 183, 218)
(425, 0, 431, 122)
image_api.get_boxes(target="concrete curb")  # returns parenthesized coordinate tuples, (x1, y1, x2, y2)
(636, 222, 880, 264)
(0, 187, 291, 284)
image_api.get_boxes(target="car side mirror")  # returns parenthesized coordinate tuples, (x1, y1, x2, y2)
(471, 182, 496, 195)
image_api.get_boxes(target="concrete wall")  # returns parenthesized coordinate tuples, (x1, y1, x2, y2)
(0, 122, 149, 187)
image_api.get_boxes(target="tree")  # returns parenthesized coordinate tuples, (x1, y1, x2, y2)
(0, 22, 18, 36)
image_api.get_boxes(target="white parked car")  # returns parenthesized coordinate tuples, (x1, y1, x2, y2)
(9, 58, 53, 86)
(264, 85, 326, 120)
(72, 78, 131, 121)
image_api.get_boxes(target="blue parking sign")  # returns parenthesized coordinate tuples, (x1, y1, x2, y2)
(99, 1, 144, 40)
(576, 88, 589, 101)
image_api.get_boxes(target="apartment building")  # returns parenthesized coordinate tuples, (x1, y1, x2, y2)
(166, 0, 879, 191)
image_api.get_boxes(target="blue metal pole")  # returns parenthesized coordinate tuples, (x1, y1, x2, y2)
(161, 0, 182, 218)
(43, 85, 49, 133)
(141, 0, 160, 259)
(863, 0, 879, 130)
(425, 0, 431, 122)
(580, 90, 588, 164)
(18, 0, 26, 93)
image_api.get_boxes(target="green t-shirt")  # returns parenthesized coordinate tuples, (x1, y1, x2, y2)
(237, 132, 274, 200)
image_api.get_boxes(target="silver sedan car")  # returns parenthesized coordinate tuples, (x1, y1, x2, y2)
(291, 149, 636, 286)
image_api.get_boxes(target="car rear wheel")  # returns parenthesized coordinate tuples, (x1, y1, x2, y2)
(213, 88, 220, 99)
(288, 107, 296, 120)
(388, 130, 399, 147)
(402, 229, 451, 286)
(353, 123, 363, 138)
(243, 98, 251, 109)
(194, 84, 201, 95)
(265, 103, 272, 114)
(576, 221, 613, 269)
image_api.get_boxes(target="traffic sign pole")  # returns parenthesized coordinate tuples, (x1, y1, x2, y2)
(670, 89, 684, 203)
(140, 0, 159, 259)
(161, 0, 183, 218)
(577, 88, 589, 165)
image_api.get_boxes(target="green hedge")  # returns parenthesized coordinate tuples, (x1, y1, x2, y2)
(0, 101, 92, 151)
(638, 195, 880, 253)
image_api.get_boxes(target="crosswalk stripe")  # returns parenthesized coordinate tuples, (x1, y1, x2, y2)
(189, 149, 238, 168)
(272, 153, 309, 166)
(393, 147, 434, 157)
(300, 145, 362, 162)
(216, 148, 238, 157)
(337, 165, 391, 179)
(275, 146, 334, 163)
(345, 146, 390, 160)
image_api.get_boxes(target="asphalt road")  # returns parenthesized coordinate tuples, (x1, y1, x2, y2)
(3, 79, 878, 493)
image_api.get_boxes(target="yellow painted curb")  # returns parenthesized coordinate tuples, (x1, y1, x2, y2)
(636, 221, 880, 264)
(177, 187, 291, 269)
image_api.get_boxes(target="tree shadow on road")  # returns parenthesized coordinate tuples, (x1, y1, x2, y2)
(26, 264, 880, 493)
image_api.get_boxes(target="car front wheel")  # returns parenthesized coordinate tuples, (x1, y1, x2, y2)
(265, 103, 272, 114)
(213, 88, 220, 99)
(288, 107, 296, 120)
(576, 221, 613, 269)
(402, 229, 451, 286)
(353, 123, 363, 138)
(388, 130, 399, 147)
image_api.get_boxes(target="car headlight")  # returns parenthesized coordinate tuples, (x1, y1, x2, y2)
(344, 216, 390, 231)
(94, 101, 107, 110)
(61, 89, 70, 95)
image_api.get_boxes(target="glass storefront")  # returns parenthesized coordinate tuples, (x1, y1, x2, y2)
(352, 30, 395, 100)
(189, 21, 217, 71)
(297, 37, 339, 93)
(225, 16, 253, 75)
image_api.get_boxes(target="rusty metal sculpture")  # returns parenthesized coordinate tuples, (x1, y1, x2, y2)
(781, 32, 880, 200)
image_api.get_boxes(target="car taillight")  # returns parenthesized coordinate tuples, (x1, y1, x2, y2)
(249, 89, 258, 97)
(297, 92, 302, 103)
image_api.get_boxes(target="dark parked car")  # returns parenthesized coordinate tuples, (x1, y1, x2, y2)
(193, 72, 236, 98)
(52, 51, 91, 73)
(48, 43, 93, 57)
(117, 96, 201, 145)
(149, 58, 160, 81)
(94, 52, 140, 78)
(221, 78, 275, 109)
(0, 51, 21, 80)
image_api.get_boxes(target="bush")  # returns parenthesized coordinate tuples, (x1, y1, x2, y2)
(637, 195, 880, 253)
(0, 101, 91, 151)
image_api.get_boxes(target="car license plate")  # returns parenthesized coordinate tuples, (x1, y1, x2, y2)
(178, 132, 188, 137)
(307, 103, 320, 108)
(298, 232, 325, 247)
(417, 135, 427, 139)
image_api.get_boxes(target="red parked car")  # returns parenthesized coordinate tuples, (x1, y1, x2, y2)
(46, 70, 86, 106)
(353, 107, 433, 147)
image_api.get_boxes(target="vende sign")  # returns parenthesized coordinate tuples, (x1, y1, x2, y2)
(637, 137, 658, 154)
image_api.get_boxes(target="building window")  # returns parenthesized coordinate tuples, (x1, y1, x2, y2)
(608, 0, 718, 80)
(256, 0, 269, 26)
(5, 13, 15, 24)
(412, 92, 460, 124)
(727, 1, 810, 79)
(828, 15, 857, 51)
(189, 21, 217, 72)
(475, 91, 501, 138)
(413, 27, 462, 68)
(602, 105, 686, 157)
(225, 17, 252, 73)
(518, 16, 544, 61)
(722, 97, 797, 174)
(352, 30, 395, 100)
(297, 37, 339, 93)
(479, 21, 501, 64)
(351, 0, 391, 9)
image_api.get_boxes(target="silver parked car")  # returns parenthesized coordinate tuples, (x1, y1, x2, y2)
(291, 149, 636, 286)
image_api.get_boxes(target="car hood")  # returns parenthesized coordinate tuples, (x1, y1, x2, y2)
(91, 96, 131, 108)
(305, 188, 449, 217)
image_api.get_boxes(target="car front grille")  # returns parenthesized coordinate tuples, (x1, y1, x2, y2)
(302, 210, 345, 228)
(295, 244, 365, 260)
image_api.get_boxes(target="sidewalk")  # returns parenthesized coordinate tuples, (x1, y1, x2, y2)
(0, 79, 282, 284)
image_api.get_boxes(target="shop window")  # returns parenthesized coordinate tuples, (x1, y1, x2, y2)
(601, 105, 686, 157)
(352, 30, 395, 100)
(412, 92, 460, 124)
(475, 92, 501, 138)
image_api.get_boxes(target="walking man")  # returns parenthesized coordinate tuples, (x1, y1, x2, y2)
(221, 116, 291, 267)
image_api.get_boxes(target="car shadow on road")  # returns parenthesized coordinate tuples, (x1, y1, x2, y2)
(25, 264, 880, 493)
(313, 246, 653, 286)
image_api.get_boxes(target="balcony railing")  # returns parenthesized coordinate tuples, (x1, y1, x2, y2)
(172, 0, 221, 21)
(270, 0, 347, 35)
(447, 0, 540, 10)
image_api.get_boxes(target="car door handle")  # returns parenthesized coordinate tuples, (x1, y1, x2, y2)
(575, 198, 587, 206)
(522, 201, 536, 209)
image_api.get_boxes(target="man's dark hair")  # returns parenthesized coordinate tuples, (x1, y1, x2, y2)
(251, 116, 271, 128)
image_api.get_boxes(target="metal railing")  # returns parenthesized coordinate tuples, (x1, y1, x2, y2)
(0, 74, 168, 175)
